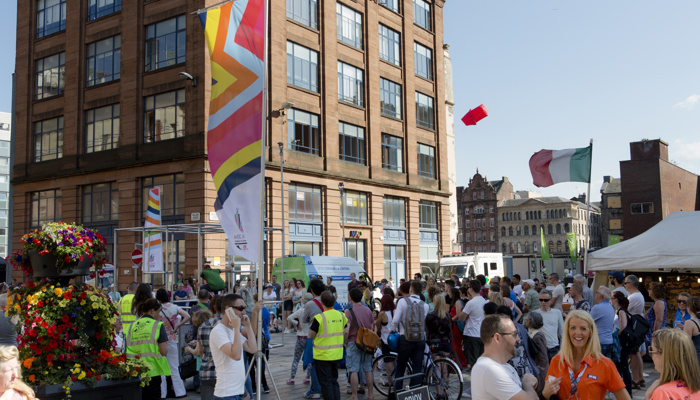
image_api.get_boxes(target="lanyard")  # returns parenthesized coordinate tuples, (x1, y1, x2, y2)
(568, 363, 588, 396)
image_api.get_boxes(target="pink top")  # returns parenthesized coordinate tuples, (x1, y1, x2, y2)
(649, 380, 698, 400)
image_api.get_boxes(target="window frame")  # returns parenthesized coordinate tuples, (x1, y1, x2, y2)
(288, 109, 321, 156)
(379, 24, 401, 67)
(413, 0, 432, 31)
(417, 143, 435, 179)
(142, 174, 185, 218)
(288, 184, 322, 222)
(36, 0, 67, 38)
(87, 0, 121, 21)
(337, 61, 364, 107)
(630, 202, 654, 215)
(381, 133, 403, 172)
(336, 3, 363, 49)
(379, 0, 400, 13)
(380, 78, 402, 119)
(414, 42, 433, 80)
(338, 121, 366, 165)
(287, 41, 319, 93)
(86, 35, 121, 87)
(419, 200, 437, 230)
(383, 196, 405, 228)
(143, 89, 186, 143)
(33, 117, 64, 162)
(82, 182, 119, 223)
(341, 191, 368, 225)
(286, 0, 318, 29)
(144, 15, 186, 72)
(31, 189, 63, 228)
(85, 104, 120, 153)
(415, 92, 435, 130)
(35, 52, 65, 100)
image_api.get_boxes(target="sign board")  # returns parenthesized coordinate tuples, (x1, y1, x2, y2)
(397, 386, 429, 400)
(131, 249, 143, 265)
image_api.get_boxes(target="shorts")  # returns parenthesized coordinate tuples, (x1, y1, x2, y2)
(381, 341, 393, 356)
(284, 300, 294, 311)
(346, 342, 373, 374)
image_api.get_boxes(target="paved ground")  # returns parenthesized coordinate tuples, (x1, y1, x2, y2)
(180, 330, 660, 400)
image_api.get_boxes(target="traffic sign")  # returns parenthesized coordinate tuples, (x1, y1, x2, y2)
(131, 249, 143, 265)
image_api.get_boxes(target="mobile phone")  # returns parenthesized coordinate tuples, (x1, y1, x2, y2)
(225, 307, 238, 322)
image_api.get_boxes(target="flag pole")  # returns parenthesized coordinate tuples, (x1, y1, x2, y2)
(583, 139, 593, 275)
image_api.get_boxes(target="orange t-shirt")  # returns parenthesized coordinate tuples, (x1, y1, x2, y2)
(546, 354, 625, 400)
(649, 380, 700, 400)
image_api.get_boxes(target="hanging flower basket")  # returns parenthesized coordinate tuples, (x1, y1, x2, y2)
(28, 250, 94, 279)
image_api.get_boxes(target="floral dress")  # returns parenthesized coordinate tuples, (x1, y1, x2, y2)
(645, 298, 667, 347)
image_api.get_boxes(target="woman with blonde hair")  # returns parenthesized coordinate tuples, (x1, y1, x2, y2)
(543, 310, 631, 400)
(646, 328, 700, 399)
(488, 291, 503, 306)
(0, 346, 35, 400)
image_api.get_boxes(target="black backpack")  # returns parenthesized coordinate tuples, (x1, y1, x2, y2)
(618, 311, 651, 352)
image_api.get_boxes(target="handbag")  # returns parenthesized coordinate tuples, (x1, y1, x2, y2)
(179, 355, 198, 380)
(349, 307, 381, 354)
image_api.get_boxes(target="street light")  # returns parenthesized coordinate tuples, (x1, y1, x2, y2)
(338, 182, 345, 257)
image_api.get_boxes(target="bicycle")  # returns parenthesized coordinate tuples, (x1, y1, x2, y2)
(372, 339, 463, 400)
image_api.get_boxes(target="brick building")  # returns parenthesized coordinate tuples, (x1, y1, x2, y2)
(12, 0, 451, 288)
(600, 176, 623, 246)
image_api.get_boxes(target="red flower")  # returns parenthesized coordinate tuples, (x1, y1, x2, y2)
(95, 332, 101, 339)
(95, 375, 101, 381)
(71, 376, 77, 382)
(62, 315, 70, 323)
(49, 340, 58, 349)
(86, 371, 93, 378)
(46, 354, 54, 363)
(37, 301, 45, 308)
(28, 329, 37, 337)
(64, 292, 72, 300)
(27, 281, 35, 289)
(35, 348, 42, 355)
(40, 321, 47, 328)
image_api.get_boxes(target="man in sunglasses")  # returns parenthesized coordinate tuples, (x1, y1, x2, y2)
(532, 290, 563, 361)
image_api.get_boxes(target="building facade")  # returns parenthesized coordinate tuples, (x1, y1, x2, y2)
(0, 113, 9, 281)
(600, 176, 623, 246)
(13, 0, 451, 288)
(456, 172, 513, 254)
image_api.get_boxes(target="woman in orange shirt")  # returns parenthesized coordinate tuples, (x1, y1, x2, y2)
(645, 328, 700, 400)
(542, 310, 631, 400)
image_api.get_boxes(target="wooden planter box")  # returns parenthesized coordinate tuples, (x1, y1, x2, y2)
(33, 378, 142, 400)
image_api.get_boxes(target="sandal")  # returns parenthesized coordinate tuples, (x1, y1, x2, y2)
(287, 379, 295, 385)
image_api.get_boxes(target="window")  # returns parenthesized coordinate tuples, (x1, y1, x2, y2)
(631, 202, 653, 215)
(381, 133, 403, 172)
(290, 242, 320, 256)
(547, 224, 553, 234)
(414, 42, 433, 80)
(508, 227, 513, 236)
(337, 62, 364, 106)
(88, 0, 121, 21)
(417, 143, 435, 178)
(379, 24, 401, 66)
(338, 122, 366, 165)
(85, 104, 120, 153)
(142, 174, 185, 217)
(287, 42, 319, 92)
(379, 0, 399, 12)
(464, 207, 469, 215)
(341, 191, 367, 224)
(419, 201, 437, 230)
(145, 15, 186, 72)
(490, 232, 495, 241)
(82, 182, 119, 223)
(516, 226, 521, 236)
(37, 0, 66, 38)
(144, 89, 185, 142)
(86, 35, 121, 87)
(346, 239, 366, 269)
(383, 196, 405, 228)
(288, 109, 320, 156)
(415, 92, 434, 130)
(564, 223, 570, 233)
(288, 184, 322, 222)
(413, 0, 431, 31)
(380, 78, 402, 119)
(490, 218, 494, 227)
(286, 0, 318, 29)
(475, 219, 480, 228)
(31, 189, 62, 228)
(464, 220, 470, 228)
(337, 3, 363, 49)
(34, 117, 63, 162)
(475, 206, 484, 214)
(35, 52, 65, 100)
(556, 224, 562, 234)
(524, 225, 529, 236)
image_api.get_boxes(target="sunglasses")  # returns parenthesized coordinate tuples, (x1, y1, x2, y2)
(539, 298, 551, 302)
(678, 300, 687, 304)
(228, 305, 246, 312)
(497, 331, 518, 338)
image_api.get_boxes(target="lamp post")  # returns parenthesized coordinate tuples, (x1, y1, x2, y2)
(338, 182, 345, 257)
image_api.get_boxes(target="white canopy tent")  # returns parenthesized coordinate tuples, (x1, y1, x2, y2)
(588, 211, 700, 272)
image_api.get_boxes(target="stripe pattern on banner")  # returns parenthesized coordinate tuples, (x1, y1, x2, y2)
(144, 187, 163, 272)
(529, 145, 591, 188)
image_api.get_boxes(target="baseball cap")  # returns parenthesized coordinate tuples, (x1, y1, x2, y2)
(608, 271, 624, 281)
(523, 279, 535, 287)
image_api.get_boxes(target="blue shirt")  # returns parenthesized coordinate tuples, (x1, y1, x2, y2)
(262, 307, 271, 341)
(675, 309, 691, 326)
(591, 300, 615, 345)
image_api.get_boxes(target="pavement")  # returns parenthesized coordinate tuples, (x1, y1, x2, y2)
(179, 330, 660, 400)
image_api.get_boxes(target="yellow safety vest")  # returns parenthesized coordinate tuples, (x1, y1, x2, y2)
(313, 309, 346, 361)
(125, 317, 170, 377)
(119, 294, 136, 332)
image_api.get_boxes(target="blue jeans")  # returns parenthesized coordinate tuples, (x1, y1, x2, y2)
(305, 363, 321, 396)
(213, 396, 243, 400)
(395, 336, 425, 392)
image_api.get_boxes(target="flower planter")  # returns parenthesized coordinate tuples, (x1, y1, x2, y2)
(28, 250, 93, 279)
(32, 378, 142, 400)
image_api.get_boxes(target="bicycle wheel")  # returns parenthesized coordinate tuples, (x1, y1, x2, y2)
(425, 358, 463, 400)
(372, 353, 412, 397)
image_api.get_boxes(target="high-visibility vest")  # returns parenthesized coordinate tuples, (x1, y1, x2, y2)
(125, 317, 171, 377)
(119, 294, 136, 332)
(313, 309, 346, 361)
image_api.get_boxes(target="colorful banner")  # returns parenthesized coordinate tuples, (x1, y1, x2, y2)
(199, 0, 266, 263)
(608, 234, 620, 246)
(567, 232, 577, 262)
(144, 187, 164, 272)
(540, 227, 550, 261)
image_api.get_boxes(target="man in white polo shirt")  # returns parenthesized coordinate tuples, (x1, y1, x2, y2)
(454, 279, 486, 369)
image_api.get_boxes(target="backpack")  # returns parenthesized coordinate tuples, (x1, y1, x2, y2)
(619, 311, 651, 352)
(349, 306, 381, 353)
(401, 297, 426, 342)
(426, 313, 452, 345)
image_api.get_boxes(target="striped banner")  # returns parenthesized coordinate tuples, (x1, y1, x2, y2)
(144, 187, 164, 272)
(199, 0, 265, 263)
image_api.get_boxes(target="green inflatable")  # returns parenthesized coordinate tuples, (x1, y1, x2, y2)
(201, 268, 225, 291)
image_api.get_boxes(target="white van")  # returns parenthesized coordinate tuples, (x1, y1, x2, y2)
(438, 253, 505, 281)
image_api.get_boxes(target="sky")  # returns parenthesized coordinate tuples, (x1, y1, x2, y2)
(1, 2, 700, 203)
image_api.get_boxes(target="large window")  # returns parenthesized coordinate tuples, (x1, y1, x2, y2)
(35, 52, 65, 100)
(31, 189, 62, 228)
(145, 15, 186, 72)
(379, 0, 400, 13)
(82, 183, 119, 223)
(346, 239, 366, 270)
(142, 174, 185, 217)
(86, 104, 120, 153)
(379, 24, 401, 66)
(383, 196, 405, 228)
(380, 78, 402, 119)
(86, 35, 121, 87)
(631, 202, 654, 215)
(291, 242, 321, 256)
(414, 42, 433, 80)
(288, 109, 320, 156)
(417, 143, 435, 178)
(384, 245, 405, 281)
(34, 117, 63, 162)
(419, 200, 437, 230)
(144, 89, 185, 142)
(338, 122, 365, 165)
(341, 191, 367, 225)
(88, 0, 121, 21)
(37, 0, 66, 38)
(288, 184, 322, 222)
(337, 62, 364, 107)
(337, 3, 363, 49)
(287, 42, 319, 92)
(286, 0, 318, 29)
(381, 133, 403, 172)
(415, 92, 435, 130)
(413, 0, 431, 31)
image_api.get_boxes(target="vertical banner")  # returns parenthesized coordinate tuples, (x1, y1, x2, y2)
(200, 0, 265, 263)
(144, 187, 164, 272)
(567, 232, 577, 262)
(540, 227, 550, 261)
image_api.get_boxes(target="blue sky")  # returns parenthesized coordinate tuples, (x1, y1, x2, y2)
(2, 2, 700, 202)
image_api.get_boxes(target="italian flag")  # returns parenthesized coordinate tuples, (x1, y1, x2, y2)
(529, 145, 592, 188)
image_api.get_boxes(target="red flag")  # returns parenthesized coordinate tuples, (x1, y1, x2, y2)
(461, 104, 489, 126)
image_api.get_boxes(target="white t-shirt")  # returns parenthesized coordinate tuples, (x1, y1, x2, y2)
(462, 295, 486, 337)
(471, 356, 522, 400)
(533, 308, 563, 349)
(210, 323, 247, 397)
(551, 284, 565, 311)
(513, 284, 523, 298)
(628, 292, 645, 315)
(612, 286, 630, 298)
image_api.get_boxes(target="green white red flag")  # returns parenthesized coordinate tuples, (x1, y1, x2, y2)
(529, 145, 592, 188)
